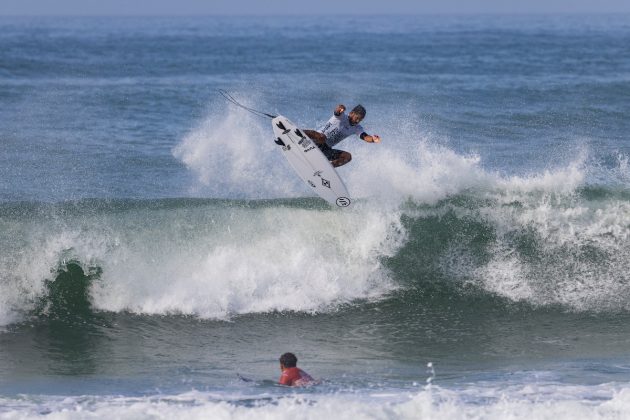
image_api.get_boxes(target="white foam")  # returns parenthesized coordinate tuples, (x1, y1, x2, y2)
(347, 134, 587, 206)
(90, 205, 401, 318)
(3, 383, 630, 420)
(470, 187, 630, 310)
(348, 142, 488, 205)
(0, 198, 404, 325)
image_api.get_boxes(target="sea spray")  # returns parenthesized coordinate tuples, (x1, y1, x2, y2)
(173, 100, 302, 199)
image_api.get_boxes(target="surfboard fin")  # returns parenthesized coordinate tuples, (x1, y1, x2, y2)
(276, 121, 286, 131)
(275, 137, 286, 147)
(294, 129, 304, 138)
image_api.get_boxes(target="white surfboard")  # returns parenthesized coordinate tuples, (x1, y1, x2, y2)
(272, 115, 351, 207)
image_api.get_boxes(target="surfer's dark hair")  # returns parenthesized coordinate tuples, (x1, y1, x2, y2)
(279, 352, 298, 368)
(351, 105, 366, 118)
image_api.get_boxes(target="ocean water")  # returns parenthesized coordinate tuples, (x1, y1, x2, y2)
(1, 14, 630, 419)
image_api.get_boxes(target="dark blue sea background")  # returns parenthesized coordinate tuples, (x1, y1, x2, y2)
(1, 15, 630, 419)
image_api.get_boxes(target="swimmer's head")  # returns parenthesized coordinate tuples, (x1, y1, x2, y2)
(279, 352, 298, 368)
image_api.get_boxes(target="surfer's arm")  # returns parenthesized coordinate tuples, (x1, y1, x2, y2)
(360, 132, 381, 143)
(279, 372, 292, 386)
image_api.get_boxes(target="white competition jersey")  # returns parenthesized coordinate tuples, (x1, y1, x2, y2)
(319, 113, 364, 148)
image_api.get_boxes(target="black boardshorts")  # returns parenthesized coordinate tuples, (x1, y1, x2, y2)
(317, 142, 343, 161)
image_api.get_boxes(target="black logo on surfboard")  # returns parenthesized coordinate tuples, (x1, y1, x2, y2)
(276, 121, 290, 134)
(321, 178, 331, 188)
(336, 197, 351, 207)
(298, 137, 312, 148)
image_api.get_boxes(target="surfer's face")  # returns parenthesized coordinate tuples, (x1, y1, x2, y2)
(348, 111, 364, 126)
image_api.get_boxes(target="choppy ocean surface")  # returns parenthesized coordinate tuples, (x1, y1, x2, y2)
(1, 14, 630, 419)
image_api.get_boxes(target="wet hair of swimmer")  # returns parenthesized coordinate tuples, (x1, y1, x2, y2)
(279, 352, 298, 368)
(351, 104, 366, 118)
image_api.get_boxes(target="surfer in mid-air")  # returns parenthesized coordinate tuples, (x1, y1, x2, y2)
(304, 104, 381, 168)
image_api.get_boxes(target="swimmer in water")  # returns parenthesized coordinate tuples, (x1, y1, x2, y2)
(278, 352, 315, 387)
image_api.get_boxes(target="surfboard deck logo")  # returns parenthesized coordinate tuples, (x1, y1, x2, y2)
(336, 197, 351, 207)
(272, 115, 352, 207)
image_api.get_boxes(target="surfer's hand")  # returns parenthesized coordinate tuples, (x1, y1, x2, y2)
(372, 135, 381, 143)
(334, 104, 346, 116)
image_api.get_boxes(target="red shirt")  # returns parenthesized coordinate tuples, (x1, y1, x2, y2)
(279, 367, 314, 386)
